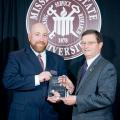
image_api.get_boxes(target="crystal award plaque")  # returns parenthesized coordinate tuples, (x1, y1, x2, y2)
(48, 76, 67, 97)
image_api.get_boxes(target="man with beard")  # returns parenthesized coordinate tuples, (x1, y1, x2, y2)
(3, 23, 68, 120)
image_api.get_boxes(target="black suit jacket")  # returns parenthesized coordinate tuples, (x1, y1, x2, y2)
(3, 47, 67, 120)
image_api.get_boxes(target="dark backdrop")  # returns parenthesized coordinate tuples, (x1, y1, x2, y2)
(0, 0, 120, 120)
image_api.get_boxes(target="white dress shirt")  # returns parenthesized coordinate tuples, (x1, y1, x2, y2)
(30, 46, 46, 86)
(86, 53, 100, 70)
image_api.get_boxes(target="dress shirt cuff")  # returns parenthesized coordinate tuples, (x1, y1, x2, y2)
(75, 96, 78, 105)
(35, 75, 40, 86)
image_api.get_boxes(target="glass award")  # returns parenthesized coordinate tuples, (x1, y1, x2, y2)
(48, 76, 67, 97)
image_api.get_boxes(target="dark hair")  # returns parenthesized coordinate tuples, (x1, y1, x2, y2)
(81, 29, 103, 43)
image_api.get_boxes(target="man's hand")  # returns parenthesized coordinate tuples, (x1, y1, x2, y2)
(61, 95, 76, 105)
(38, 71, 52, 82)
(59, 75, 74, 94)
(47, 90, 61, 103)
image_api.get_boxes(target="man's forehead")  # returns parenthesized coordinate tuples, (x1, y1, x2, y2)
(32, 28, 48, 34)
(81, 34, 96, 40)
(31, 23, 48, 33)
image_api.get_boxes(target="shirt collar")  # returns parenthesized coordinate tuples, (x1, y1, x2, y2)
(30, 45, 46, 57)
(30, 46, 46, 70)
(86, 53, 100, 68)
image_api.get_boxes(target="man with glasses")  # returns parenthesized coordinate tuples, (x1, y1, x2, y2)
(3, 22, 70, 120)
(58, 30, 117, 120)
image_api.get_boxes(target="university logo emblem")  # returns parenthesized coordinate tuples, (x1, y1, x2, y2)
(26, 0, 101, 60)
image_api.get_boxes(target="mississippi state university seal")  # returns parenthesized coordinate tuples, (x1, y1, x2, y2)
(26, 0, 101, 60)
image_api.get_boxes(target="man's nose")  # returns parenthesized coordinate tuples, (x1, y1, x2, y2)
(38, 36, 45, 41)
(39, 35, 47, 40)
(39, 38, 44, 41)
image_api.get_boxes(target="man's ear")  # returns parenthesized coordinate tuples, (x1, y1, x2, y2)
(28, 33, 31, 42)
(99, 42, 103, 49)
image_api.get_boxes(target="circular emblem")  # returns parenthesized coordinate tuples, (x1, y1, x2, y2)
(26, 0, 101, 60)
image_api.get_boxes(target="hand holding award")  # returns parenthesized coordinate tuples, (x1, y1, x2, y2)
(47, 75, 74, 103)
(48, 76, 68, 98)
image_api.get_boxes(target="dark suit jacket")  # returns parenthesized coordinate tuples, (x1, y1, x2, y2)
(72, 55, 117, 120)
(3, 47, 67, 120)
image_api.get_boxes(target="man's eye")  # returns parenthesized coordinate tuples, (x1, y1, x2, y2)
(43, 34, 48, 37)
(35, 33, 40, 36)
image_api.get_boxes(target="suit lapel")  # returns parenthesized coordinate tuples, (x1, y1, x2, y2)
(76, 55, 102, 94)
(45, 51, 52, 71)
(45, 51, 59, 76)
(25, 47, 43, 73)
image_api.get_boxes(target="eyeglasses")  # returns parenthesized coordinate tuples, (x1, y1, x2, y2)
(32, 33, 48, 38)
(80, 41, 98, 46)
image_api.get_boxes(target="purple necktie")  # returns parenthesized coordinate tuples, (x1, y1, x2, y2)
(77, 62, 88, 86)
(38, 54, 44, 70)
(81, 62, 88, 79)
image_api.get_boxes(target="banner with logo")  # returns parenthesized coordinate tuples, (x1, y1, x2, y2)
(26, 0, 101, 60)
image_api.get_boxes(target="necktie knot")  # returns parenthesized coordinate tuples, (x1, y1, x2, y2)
(38, 54, 44, 70)
(38, 54, 41, 58)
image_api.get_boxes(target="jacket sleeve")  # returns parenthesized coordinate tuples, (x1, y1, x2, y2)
(3, 53, 35, 91)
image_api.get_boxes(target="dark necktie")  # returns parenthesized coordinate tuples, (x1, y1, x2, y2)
(77, 62, 88, 86)
(38, 54, 44, 70)
(81, 62, 88, 79)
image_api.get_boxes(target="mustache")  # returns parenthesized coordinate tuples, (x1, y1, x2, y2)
(36, 41, 45, 44)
